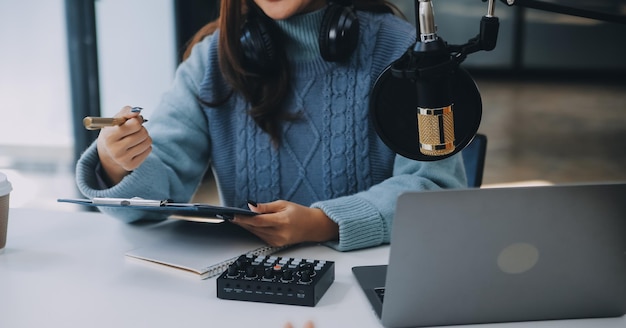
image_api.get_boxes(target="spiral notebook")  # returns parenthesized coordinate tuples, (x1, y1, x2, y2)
(124, 220, 288, 279)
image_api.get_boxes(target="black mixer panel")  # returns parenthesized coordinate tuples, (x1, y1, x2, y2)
(216, 254, 335, 306)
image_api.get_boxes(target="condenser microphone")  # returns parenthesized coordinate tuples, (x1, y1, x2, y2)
(370, 0, 497, 161)
(414, 0, 455, 156)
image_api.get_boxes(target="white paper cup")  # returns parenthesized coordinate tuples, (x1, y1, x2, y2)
(0, 172, 12, 252)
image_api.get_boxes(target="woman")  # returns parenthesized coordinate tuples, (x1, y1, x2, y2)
(75, 0, 467, 251)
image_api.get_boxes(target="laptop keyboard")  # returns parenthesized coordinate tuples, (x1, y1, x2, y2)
(375, 287, 386, 302)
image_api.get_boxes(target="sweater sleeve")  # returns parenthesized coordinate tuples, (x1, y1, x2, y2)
(311, 154, 466, 251)
(74, 36, 215, 223)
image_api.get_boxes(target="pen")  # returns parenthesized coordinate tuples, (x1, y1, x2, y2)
(82, 117, 127, 130)
(83, 106, 147, 130)
(83, 116, 148, 130)
(91, 197, 165, 207)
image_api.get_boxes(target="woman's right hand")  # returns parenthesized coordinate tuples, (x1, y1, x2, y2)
(96, 106, 152, 185)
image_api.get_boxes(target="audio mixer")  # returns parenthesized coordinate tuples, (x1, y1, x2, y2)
(216, 254, 335, 306)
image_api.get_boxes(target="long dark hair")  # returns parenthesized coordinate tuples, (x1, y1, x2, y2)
(183, 1, 402, 145)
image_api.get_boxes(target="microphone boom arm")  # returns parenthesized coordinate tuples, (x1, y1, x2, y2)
(500, 0, 626, 25)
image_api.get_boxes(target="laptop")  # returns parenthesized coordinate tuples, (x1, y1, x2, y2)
(353, 182, 626, 327)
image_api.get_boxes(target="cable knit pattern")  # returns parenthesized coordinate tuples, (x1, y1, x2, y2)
(74, 9, 468, 251)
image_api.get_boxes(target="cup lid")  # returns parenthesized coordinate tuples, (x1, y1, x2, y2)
(0, 172, 12, 196)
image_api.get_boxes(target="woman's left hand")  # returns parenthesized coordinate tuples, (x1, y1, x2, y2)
(231, 200, 339, 247)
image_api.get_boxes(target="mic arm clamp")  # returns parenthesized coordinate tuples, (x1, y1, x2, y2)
(450, 14, 500, 62)
(441, 0, 500, 67)
(391, 0, 500, 80)
(390, 40, 456, 80)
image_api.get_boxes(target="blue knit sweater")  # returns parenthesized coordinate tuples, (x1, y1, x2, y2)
(75, 9, 467, 251)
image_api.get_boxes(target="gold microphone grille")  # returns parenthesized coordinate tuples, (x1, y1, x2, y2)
(417, 105, 455, 156)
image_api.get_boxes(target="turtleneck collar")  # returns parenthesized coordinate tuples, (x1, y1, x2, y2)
(274, 7, 327, 64)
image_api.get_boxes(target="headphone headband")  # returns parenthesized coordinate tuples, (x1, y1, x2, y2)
(240, 0, 360, 73)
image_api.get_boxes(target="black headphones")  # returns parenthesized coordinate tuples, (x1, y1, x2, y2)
(240, 0, 360, 74)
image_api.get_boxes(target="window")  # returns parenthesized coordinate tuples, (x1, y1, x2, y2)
(0, 0, 176, 210)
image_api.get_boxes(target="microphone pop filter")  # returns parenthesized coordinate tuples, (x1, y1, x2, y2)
(370, 65, 482, 161)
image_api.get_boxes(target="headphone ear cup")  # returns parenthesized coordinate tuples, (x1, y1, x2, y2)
(240, 16, 280, 74)
(319, 4, 360, 62)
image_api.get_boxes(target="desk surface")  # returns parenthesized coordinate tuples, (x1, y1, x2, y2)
(1, 208, 625, 328)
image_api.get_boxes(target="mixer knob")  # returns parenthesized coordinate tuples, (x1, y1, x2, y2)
(235, 255, 250, 269)
(227, 264, 239, 277)
(282, 268, 294, 281)
(298, 262, 314, 272)
(245, 265, 257, 278)
(300, 270, 312, 283)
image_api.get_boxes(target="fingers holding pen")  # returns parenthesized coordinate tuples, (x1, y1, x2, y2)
(98, 106, 150, 144)
(117, 105, 143, 119)
(95, 106, 153, 178)
(110, 106, 148, 130)
(106, 128, 152, 171)
(124, 106, 148, 126)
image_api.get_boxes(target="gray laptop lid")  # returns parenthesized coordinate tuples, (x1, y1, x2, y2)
(358, 182, 626, 328)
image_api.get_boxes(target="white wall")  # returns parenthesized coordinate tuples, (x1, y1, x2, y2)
(0, 0, 71, 148)
(0, 0, 176, 154)
(95, 0, 176, 117)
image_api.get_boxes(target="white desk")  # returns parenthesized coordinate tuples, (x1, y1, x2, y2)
(1, 208, 625, 328)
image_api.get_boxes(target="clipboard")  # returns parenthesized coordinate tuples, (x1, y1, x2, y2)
(57, 197, 257, 222)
